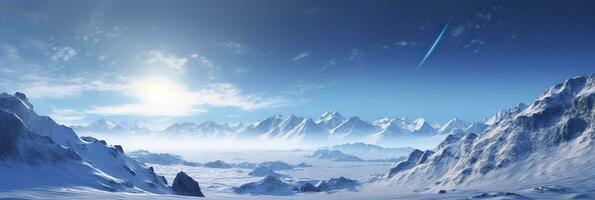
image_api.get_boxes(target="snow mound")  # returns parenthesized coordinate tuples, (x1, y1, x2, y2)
(127, 150, 200, 166)
(468, 192, 530, 199)
(203, 160, 233, 168)
(310, 149, 364, 162)
(256, 161, 295, 170)
(248, 166, 286, 178)
(234, 161, 257, 169)
(326, 142, 414, 159)
(232, 176, 293, 195)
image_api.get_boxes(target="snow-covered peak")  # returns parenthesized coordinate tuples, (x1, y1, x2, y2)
(331, 117, 378, 138)
(318, 111, 345, 121)
(14, 92, 33, 110)
(485, 103, 528, 126)
(373, 117, 394, 129)
(87, 119, 120, 131)
(439, 118, 471, 134)
(253, 115, 284, 130)
(521, 74, 594, 117)
(408, 118, 437, 135)
(278, 115, 303, 131)
(279, 118, 327, 141)
(0, 92, 81, 146)
(316, 111, 346, 129)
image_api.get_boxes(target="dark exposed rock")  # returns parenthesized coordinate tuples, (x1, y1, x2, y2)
(171, 171, 205, 197)
(299, 183, 320, 192)
(114, 145, 124, 153)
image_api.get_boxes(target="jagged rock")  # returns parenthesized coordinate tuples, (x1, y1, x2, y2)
(299, 183, 320, 192)
(531, 185, 571, 193)
(296, 163, 312, 167)
(171, 171, 205, 197)
(317, 176, 359, 191)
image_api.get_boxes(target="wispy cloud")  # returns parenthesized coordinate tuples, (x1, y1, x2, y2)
(293, 52, 310, 61)
(3, 73, 128, 98)
(51, 46, 78, 62)
(219, 41, 251, 54)
(348, 48, 363, 60)
(146, 50, 188, 73)
(382, 41, 417, 49)
(322, 58, 337, 71)
(283, 81, 333, 96)
(190, 52, 220, 80)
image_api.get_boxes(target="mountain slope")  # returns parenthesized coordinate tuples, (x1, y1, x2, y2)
(384, 74, 595, 192)
(0, 92, 171, 194)
(331, 117, 379, 140)
(438, 118, 471, 134)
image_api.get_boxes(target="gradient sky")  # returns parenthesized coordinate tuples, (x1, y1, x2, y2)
(1, 0, 594, 128)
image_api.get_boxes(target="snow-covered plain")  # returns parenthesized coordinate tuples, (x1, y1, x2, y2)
(2, 149, 593, 200)
(2, 149, 594, 200)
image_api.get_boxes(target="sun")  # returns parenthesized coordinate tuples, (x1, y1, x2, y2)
(132, 77, 195, 110)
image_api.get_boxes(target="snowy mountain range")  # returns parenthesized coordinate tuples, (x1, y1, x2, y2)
(383, 74, 595, 192)
(73, 119, 153, 135)
(72, 111, 488, 145)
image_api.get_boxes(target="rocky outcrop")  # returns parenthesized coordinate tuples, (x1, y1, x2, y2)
(171, 171, 205, 197)
(316, 176, 360, 191)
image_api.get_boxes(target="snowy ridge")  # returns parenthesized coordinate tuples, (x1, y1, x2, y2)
(0, 92, 172, 194)
(384, 74, 595, 191)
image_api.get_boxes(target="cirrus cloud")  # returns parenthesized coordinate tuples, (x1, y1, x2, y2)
(146, 50, 188, 73)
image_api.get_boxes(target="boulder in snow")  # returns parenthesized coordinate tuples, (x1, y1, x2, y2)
(171, 171, 205, 197)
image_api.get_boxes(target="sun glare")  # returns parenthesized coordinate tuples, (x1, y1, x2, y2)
(131, 77, 198, 115)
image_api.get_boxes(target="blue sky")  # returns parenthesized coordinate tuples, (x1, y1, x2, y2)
(1, 0, 594, 128)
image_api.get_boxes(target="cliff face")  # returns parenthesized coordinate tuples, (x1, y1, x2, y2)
(385, 74, 595, 191)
